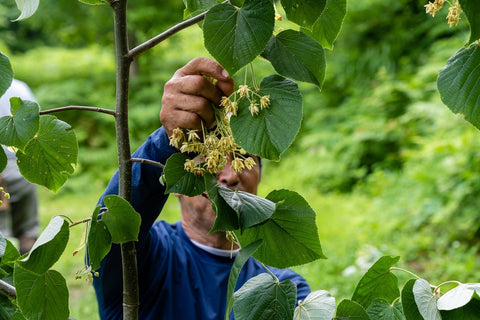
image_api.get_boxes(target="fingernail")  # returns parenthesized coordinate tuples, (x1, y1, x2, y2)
(222, 69, 229, 78)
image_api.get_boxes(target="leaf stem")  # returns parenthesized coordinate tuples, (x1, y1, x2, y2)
(39, 106, 116, 116)
(261, 262, 279, 283)
(390, 267, 421, 279)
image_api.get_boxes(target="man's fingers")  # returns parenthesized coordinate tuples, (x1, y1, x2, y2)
(177, 57, 230, 82)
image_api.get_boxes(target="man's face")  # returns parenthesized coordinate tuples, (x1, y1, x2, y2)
(178, 155, 261, 222)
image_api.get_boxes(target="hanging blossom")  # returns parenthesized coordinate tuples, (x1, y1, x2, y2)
(425, 0, 462, 27)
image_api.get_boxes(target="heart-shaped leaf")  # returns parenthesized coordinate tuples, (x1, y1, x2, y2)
(437, 283, 479, 311)
(0, 52, 13, 97)
(352, 256, 400, 308)
(233, 273, 297, 320)
(280, 0, 326, 30)
(302, 0, 347, 50)
(459, 0, 480, 45)
(13, 0, 40, 21)
(101, 195, 141, 244)
(14, 266, 69, 320)
(205, 175, 239, 232)
(413, 279, 441, 320)
(437, 43, 480, 130)
(18, 216, 69, 274)
(217, 186, 275, 231)
(16, 115, 77, 192)
(294, 290, 336, 320)
(237, 189, 325, 268)
(367, 299, 405, 320)
(335, 299, 370, 320)
(262, 30, 325, 87)
(0, 98, 39, 150)
(87, 205, 112, 271)
(164, 153, 206, 197)
(401, 278, 423, 320)
(230, 75, 302, 160)
(224, 240, 263, 320)
(203, 0, 274, 75)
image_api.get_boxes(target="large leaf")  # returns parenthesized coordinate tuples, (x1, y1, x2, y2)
(14, 0, 40, 21)
(280, 0, 326, 30)
(87, 205, 112, 271)
(224, 240, 263, 320)
(459, 0, 480, 45)
(0, 295, 18, 320)
(233, 273, 297, 320)
(237, 189, 325, 268)
(0, 148, 6, 173)
(303, 0, 347, 50)
(217, 186, 275, 231)
(367, 299, 405, 320)
(0, 238, 20, 273)
(14, 266, 69, 320)
(183, 0, 217, 18)
(441, 298, 480, 320)
(0, 52, 13, 97)
(413, 278, 441, 320)
(205, 175, 240, 232)
(401, 279, 423, 320)
(293, 290, 336, 320)
(101, 195, 141, 244)
(437, 43, 480, 130)
(352, 256, 400, 308)
(262, 30, 325, 87)
(164, 153, 206, 197)
(0, 98, 39, 150)
(335, 299, 370, 320)
(230, 75, 302, 160)
(16, 115, 78, 192)
(203, 0, 275, 75)
(437, 283, 480, 311)
(18, 216, 69, 274)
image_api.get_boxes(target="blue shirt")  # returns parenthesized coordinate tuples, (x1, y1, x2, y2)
(93, 127, 310, 319)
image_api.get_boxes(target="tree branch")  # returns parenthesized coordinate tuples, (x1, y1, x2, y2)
(40, 106, 116, 117)
(129, 10, 207, 59)
(0, 279, 16, 300)
(130, 157, 165, 168)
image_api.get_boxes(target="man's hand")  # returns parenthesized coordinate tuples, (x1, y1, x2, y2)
(160, 57, 234, 140)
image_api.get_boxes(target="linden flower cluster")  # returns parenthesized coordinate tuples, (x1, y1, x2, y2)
(425, 0, 462, 27)
(169, 101, 256, 176)
(0, 187, 10, 206)
(222, 84, 271, 116)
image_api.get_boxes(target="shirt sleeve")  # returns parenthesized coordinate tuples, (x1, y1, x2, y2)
(93, 126, 177, 314)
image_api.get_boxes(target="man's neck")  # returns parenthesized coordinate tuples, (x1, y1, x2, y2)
(181, 219, 238, 250)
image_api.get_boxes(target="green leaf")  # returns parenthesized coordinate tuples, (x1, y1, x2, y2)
(231, 75, 302, 160)
(87, 205, 112, 271)
(0, 294, 18, 320)
(352, 256, 400, 308)
(218, 186, 275, 231)
(441, 297, 480, 320)
(183, 0, 217, 18)
(164, 153, 206, 197)
(0, 238, 20, 273)
(101, 195, 141, 244)
(205, 175, 239, 232)
(293, 290, 336, 320)
(280, 0, 326, 30)
(335, 299, 371, 320)
(459, 0, 480, 45)
(262, 30, 325, 87)
(0, 52, 13, 97)
(203, 0, 275, 75)
(14, 266, 69, 320)
(0, 148, 6, 173)
(303, 0, 347, 50)
(437, 283, 480, 311)
(224, 240, 263, 320)
(233, 273, 297, 320)
(413, 279, 441, 320)
(401, 279, 423, 320)
(237, 189, 325, 268)
(437, 43, 480, 130)
(0, 98, 39, 150)
(367, 299, 406, 320)
(18, 216, 69, 274)
(16, 115, 78, 192)
(13, 0, 40, 21)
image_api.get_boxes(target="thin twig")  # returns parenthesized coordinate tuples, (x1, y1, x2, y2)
(40, 106, 116, 116)
(0, 279, 16, 300)
(130, 158, 165, 168)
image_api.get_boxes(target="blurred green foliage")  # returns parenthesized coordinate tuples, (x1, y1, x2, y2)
(1, 0, 479, 306)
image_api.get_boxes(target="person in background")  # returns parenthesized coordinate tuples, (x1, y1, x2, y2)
(93, 57, 310, 319)
(0, 79, 39, 254)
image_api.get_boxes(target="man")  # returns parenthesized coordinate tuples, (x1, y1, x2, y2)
(0, 79, 39, 254)
(93, 57, 310, 319)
